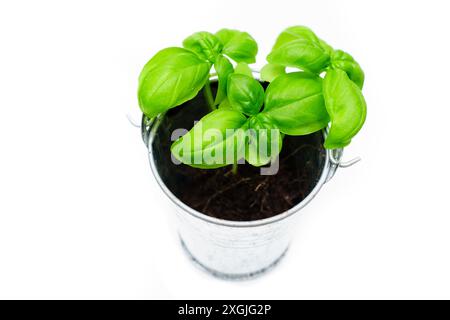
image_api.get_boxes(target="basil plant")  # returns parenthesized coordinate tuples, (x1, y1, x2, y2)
(138, 26, 367, 170)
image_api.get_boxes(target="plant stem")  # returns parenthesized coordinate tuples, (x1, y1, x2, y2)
(232, 163, 238, 175)
(203, 81, 216, 111)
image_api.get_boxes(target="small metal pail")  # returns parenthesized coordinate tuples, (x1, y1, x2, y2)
(140, 72, 357, 280)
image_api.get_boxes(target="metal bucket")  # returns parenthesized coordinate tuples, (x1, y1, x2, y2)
(140, 72, 358, 280)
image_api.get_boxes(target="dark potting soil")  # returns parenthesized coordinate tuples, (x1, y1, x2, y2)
(150, 82, 326, 222)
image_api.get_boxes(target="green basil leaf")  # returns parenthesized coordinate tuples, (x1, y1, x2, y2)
(234, 62, 253, 77)
(267, 40, 330, 74)
(323, 69, 367, 149)
(331, 49, 365, 89)
(319, 38, 334, 56)
(182, 31, 223, 63)
(215, 29, 258, 63)
(263, 72, 329, 135)
(246, 114, 283, 166)
(267, 26, 330, 73)
(170, 109, 248, 168)
(138, 47, 211, 118)
(260, 63, 286, 82)
(272, 26, 321, 50)
(213, 55, 234, 105)
(227, 74, 264, 116)
(218, 97, 232, 110)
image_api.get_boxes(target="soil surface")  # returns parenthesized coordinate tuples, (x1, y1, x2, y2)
(150, 83, 326, 221)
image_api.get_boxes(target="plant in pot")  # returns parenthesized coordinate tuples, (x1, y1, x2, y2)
(138, 26, 366, 279)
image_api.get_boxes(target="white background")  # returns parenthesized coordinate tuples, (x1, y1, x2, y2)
(1, 0, 449, 299)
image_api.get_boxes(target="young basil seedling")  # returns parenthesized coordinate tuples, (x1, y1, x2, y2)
(138, 26, 367, 172)
(138, 29, 258, 118)
(265, 26, 364, 88)
(171, 71, 283, 168)
(264, 25, 367, 149)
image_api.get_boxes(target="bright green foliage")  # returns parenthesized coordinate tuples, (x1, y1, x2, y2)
(227, 74, 264, 116)
(267, 26, 331, 73)
(264, 25, 367, 149)
(246, 114, 283, 166)
(330, 50, 365, 89)
(170, 109, 248, 168)
(260, 63, 286, 82)
(263, 72, 329, 135)
(138, 26, 367, 170)
(138, 29, 258, 119)
(182, 31, 223, 63)
(233, 62, 253, 77)
(323, 69, 366, 149)
(213, 55, 234, 105)
(138, 47, 210, 118)
(215, 29, 258, 63)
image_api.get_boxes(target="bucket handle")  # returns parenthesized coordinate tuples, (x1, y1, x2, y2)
(126, 112, 154, 148)
(325, 149, 361, 183)
(126, 113, 141, 128)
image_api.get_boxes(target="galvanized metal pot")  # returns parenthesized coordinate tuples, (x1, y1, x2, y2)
(140, 72, 356, 280)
